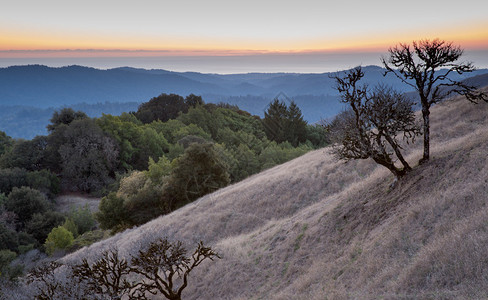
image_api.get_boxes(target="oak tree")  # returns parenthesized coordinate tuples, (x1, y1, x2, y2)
(382, 39, 487, 163)
(330, 67, 420, 178)
(131, 238, 221, 300)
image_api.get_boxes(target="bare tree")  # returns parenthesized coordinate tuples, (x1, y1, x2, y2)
(382, 39, 487, 164)
(24, 239, 220, 300)
(131, 238, 221, 300)
(72, 250, 136, 300)
(330, 67, 420, 178)
(26, 262, 81, 300)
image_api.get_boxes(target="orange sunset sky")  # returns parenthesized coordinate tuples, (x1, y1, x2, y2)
(1, 0, 487, 73)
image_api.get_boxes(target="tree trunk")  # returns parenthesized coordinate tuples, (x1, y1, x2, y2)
(420, 106, 430, 164)
(383, 134, 412, 171)
(373, 156, 406, 179)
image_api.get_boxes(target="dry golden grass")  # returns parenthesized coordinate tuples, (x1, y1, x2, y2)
(55, 194, 100, 213)
(59, 92, 488, 299)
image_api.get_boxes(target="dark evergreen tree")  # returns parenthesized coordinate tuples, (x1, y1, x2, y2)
(263, 99, 288, 143)
(285, 101, 308, 147)
(263, 99, 308, 146)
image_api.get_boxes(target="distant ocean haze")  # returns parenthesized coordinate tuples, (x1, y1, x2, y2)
(1, 49, 487, 73)
(0, 52, 392, 74)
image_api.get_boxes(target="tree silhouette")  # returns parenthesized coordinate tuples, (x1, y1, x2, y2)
(26, 239, 220, 300)
(382, 39, 487, 163)
(72, 250, 135, 299)
(135, 94, 203, 124)
(330, 67, 420, 178)
(47, 108, 88, 132)
(131, 239, 221, 300)
(263, 98, 307, 146)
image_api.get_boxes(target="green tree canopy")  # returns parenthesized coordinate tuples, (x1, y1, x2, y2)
(0, 136, 48, 171)
(166, 143, 230, 205)
(0, 224, 19, 252)
(0, 131, 13, 157)
(44, 226, 74, 256)
(96, 192, 129, 232)
(135, 94, 203, 124)
(47, 108, 88, 132)
(25, 211, 65, 245)
(4, 186, 50, 229)
(58, 119, 119, 193)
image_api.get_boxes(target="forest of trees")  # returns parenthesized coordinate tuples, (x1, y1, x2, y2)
(0, 93, 327, 282)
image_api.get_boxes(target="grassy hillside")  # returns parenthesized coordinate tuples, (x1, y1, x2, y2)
(59, 91, 488, 299)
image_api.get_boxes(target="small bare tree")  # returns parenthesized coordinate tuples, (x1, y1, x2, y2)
(131, 239, 221, 300)
(382, 39, 487, 164)
(25, 239, 220, 300)
(330, 67, 420, 178)
(72, 249, 135, 300)
(26, 261, 82, 300)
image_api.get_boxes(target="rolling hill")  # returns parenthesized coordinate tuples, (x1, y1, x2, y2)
(2, 65, 488, 139)
(2, 65, 486, 107)
(47, 89, 488, 299)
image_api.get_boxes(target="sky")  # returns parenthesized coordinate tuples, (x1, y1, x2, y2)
(1, 0, 488, 73)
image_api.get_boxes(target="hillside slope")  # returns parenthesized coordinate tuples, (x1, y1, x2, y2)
(62, 92, 488, 299)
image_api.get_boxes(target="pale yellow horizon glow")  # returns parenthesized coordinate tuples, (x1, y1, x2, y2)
(0, 20, 488, 53)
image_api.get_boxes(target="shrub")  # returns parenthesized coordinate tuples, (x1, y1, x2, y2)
(0, 250, 16, 271)
(44, 226, 74, 256)
(25, 169, 60, 197)
(0, 168, 27, 195)
(68, 205, 95, 235)
(124, 184, 168, 226)
(0, 168, 60, 197)
(69, 229, 110, 252)
(146, 156, 171, 185)
(0, 249, 22, 280)
(116, 170, 147, 200)
(0, 224, 18, 252)
(25, 211, 65, 245)
(167, 143, 230, 206)
(16, 232, 37, 254)
(95, 192, 129, 232)
(4, 187, 50, 228)
(62, 218, 79, 238)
